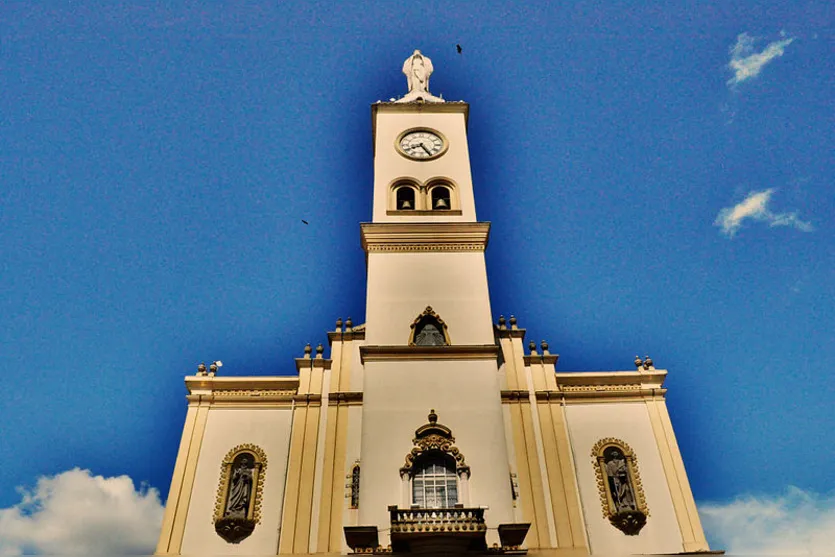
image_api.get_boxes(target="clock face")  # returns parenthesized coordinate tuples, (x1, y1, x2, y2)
(397, 129, 447, 160)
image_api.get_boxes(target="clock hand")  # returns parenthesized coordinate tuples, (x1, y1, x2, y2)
(420, 143, 432, 155)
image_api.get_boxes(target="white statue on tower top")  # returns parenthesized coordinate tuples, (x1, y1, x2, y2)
(395, 50, 444, 103)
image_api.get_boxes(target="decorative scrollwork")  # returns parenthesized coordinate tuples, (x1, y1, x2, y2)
(213, 444, 267, 543)
(590, 438, 649, 536)
(400, 410, 470, 478)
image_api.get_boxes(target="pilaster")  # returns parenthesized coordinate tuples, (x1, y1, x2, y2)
(159, 397, 210, 554)
(155, 401, 203, 555)
(647, 398, 709, 551)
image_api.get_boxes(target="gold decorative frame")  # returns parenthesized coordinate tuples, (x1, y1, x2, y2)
(400, 410, 470, 478)
(213, 444, 268, 543)
(590, 438, 649, 536)
(408, 306, 452, 346)
(394, 127, 449, 161)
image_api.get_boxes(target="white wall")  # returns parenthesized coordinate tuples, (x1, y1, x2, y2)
(365, 252, 494, 346)
(565, 403, 683, 555)
(359, 360, 514, 547)
(180, 407, 294, 556)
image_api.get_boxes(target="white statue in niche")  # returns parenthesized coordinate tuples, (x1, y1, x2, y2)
(415, 323, 446, 346)
(395, 50, 444, 103)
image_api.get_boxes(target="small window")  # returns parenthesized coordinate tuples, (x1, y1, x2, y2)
(412, 454, 458, 508)
(350, 464, 361, 508)
(431, 186, 451, 210)
(396, 187, 416, 210)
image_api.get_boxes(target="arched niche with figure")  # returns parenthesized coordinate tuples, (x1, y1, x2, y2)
(408, 306, 451, 346)
(213, 444, 267, 544)
(591, 438, 649, 536)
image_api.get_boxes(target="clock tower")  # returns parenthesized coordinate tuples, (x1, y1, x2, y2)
(155, 50, 714, 557)
(359, 51, 515, 545)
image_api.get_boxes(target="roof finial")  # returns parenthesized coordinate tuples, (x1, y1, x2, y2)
(428, 409, 438, 424)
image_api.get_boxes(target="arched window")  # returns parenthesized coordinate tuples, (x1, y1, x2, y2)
(430, 186, 451, 210)
(400, 410, 471, 509)
(350, 464, 361, 508)
(412, 453, 458, 508)
(396, 186, 416, 210)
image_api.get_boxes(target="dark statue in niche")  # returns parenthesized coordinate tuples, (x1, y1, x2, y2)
(604, 447, 637, 513)
(215, 452, 258, 544)
(225, 454, 254, 517)
(415, 322, 446, 346)
(599, 445, 646, 535)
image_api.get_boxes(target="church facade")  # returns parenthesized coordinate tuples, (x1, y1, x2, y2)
(155, 51, 713, 556)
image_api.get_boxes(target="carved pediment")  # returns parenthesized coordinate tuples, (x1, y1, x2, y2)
(400, 410, 469, 478)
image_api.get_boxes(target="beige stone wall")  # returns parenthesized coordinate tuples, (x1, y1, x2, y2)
(372, 107, 476, 223)
(564, 402, 683, 555)
(365, 252, 494, 346)
(359, 359, 514, 547)
(180, 407, 294, 555)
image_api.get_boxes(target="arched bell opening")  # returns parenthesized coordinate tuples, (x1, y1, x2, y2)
(430, 185, 451, 210)
(396, 186, 416, 210)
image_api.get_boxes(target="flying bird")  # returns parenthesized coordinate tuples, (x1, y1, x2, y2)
(302, 219, 309, 225)
(456, 44, 462, 54)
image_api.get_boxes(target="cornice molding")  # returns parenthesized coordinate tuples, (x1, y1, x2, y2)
(295, 357, 333, 372)
(555, 369, 666, 389)
(360, 222, 490, 253)
(186, 376, 299, 395)
(499, 369, 668, 403)
(360, 344, 499, 364)
(327, 329, 366, 343)
(386, 209, 464, 217)
(328, 391, 364, 405)
(524, 354, 559, 366)
(495, 327, 526, 340)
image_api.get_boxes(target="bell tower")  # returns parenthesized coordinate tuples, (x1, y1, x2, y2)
(358, 50, 515, 547)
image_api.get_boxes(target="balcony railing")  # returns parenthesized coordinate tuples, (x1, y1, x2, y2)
(389, 506, 487, 534)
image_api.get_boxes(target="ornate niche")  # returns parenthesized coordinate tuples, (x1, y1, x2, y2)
(408, 306, 451, 346)
(213, 444, 267, 544)
(591, 438, 649, 536)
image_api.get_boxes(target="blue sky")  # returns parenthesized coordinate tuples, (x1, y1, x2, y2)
(1, 2, 833, 553)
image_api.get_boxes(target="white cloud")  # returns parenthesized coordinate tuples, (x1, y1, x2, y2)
(714, 189, 813, 237)
(700, 487, 835, 554)
(728, 32, 795, 86)
(0, 468, 163, 555)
